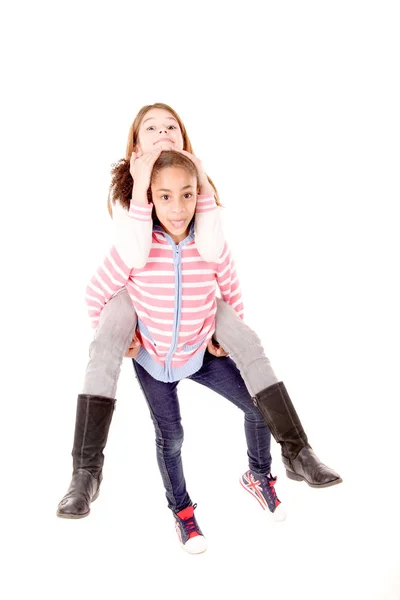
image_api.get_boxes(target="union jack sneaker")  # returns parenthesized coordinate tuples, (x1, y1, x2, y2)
(174, 503, 207, 554)
(240, 470, 287, 522)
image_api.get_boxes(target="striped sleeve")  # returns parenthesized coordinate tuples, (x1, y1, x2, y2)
(112, 200, 153, 269)
(215, 241, 244, 319)
(194, 194, 225, 262)
(85, 245, 132, 329)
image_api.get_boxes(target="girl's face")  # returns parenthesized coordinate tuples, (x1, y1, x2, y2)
(137, 108, 184, 153)
(151, 166, 197, 244)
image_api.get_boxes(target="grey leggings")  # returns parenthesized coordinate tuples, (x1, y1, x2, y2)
(82, 288, 278, 398)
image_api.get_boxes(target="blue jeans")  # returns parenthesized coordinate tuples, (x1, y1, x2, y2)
(132, 351, 272, 513)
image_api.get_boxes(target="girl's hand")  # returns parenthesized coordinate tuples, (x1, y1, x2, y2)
(174, 150, 214, 195)
(125, 333, 141, 359)
(130, 148, 164, 200)
(207, 339, 229, 358)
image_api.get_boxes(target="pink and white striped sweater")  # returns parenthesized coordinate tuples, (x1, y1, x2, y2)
(86, 195, 243, 382)
(112, 193, 225, 268)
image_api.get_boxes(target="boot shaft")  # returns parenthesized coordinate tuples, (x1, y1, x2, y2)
(253, 382, 308, 461)
(72, 394, 116, 474)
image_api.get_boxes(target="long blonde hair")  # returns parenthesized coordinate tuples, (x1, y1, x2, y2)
(108, 103, 220, 216)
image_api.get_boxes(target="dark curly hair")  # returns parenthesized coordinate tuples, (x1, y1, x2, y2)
(109, 150, 200, 212)
(109, 158, 135, 211)
(108, 103, 221, 215)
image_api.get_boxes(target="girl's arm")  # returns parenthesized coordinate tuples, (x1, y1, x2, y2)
(174, 150, 224, 262)
(194, 194, 225, 262)
(85, 245, 132, 329)
(111, 148, 162, 269)
(215, 241, 244, 319)
(112, 200, 153, 269)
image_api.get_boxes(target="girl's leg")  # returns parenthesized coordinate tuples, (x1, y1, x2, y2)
(214, 298, 341, 488)
(57, 288, 137, 518)
(189, 351, 285, 519)
(132, 361, 190, 513)
(190, 350, 272, 477)
(83, 288, 137, 397)
(214, 300, 279, 396)
(132, 361, 206, 554)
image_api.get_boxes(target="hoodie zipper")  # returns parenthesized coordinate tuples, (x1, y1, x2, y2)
(166, 243, 182, 379)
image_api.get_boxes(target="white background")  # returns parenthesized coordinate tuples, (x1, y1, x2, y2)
(1, 1, 399, 598)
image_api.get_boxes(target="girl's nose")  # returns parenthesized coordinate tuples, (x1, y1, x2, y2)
(172, 201, 184, 212)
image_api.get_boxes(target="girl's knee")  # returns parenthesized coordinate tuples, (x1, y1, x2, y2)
(155, 420, 184, 454)
(215, 300, 261, 346)
(98, 290, 137, 329)
(245, 408, 266, 424)
(94, 295, 137, 350)
(156, 434, 184, 455)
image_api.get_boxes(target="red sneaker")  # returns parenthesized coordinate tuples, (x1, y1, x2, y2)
(174, 503, 207, 554)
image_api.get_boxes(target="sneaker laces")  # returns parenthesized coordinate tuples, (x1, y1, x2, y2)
(265, 474, 280, 505)
(177, 503, 199, 536)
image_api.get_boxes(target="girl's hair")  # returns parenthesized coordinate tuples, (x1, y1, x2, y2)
(108, 102, 220, 215)
(151, 150, 199, 188)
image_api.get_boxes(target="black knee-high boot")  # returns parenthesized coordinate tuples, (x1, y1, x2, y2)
(253, 382, 342, 488)
(57, 394, 116, 518)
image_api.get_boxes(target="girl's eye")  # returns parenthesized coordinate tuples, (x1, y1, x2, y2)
(161, 195, 170, 201)
(183, 193, 192, 199)
(167, 125, 177, 130)
(146, 126, 156, 131)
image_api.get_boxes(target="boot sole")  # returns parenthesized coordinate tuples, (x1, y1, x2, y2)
(56, 510, 90, 519)
(286, 470, 343, 488)
(56, 489, 100, 519)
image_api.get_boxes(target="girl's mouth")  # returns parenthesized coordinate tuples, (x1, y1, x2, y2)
(155, 138, 173, 145)
(170, 220, 185, 228)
